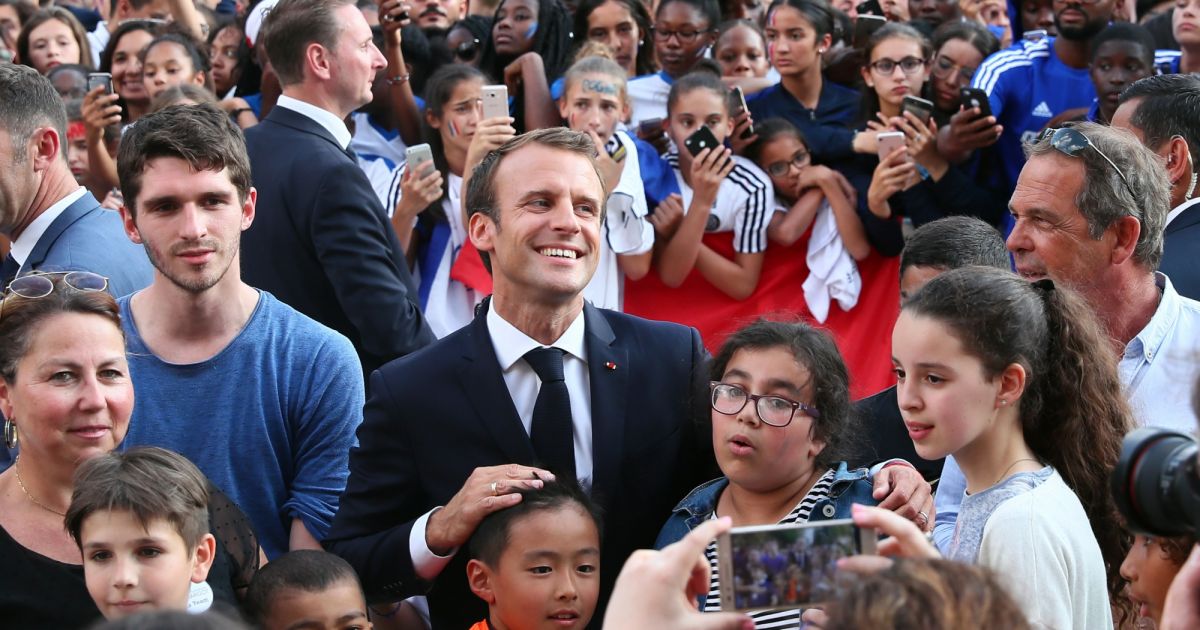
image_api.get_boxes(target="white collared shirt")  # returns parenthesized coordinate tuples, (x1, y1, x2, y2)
(409, 304, 595, 580)
(274, 94, 352, 150)
(10, 187, 87, 271)
(1165, 197, 1200, 229)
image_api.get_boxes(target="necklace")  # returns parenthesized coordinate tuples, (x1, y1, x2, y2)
(13, 455, 66, 517)
(993, 457, 1041, 487)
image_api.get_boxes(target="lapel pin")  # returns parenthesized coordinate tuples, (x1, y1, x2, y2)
(605, 361, 617, 371)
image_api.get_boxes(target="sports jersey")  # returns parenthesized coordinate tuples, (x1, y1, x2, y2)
(627, 71, 673, 129)
(583, 130, 654, 311)
(349, 112, 407, 170)
(666, 152, 773, 253)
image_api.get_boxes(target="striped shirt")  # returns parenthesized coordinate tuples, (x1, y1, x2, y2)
(666, 152, 773, 254)
(701, 469, 836, 629)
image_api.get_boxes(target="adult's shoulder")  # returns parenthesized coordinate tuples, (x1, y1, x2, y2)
(255, 291, 359, 357)
(591, 306, 699, 345)
(973, 37, 1053, 91)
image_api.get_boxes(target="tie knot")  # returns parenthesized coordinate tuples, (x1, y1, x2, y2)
(524, 347, 566, 383)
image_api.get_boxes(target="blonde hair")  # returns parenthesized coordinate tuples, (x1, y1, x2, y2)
(561, 53, 629, 105)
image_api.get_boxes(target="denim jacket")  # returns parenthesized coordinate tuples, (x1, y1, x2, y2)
(654, 462, 877, 550)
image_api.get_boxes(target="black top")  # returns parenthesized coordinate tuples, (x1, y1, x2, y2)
(0, 486, 258, 629)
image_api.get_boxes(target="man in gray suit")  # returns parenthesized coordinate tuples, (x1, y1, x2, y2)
(0, 64, 151, 295)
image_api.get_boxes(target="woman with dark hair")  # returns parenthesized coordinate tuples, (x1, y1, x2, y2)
(927, 21, 998, 124)
(477, 0, 573, 131)
(141, 32, 213, 101)
(573, 0, 656, 78)
(655, 319, 927, 626)
(885, 267, 1135, 628)
(16, 7, 91, 74)
(208, 19, 250, 98)
(0, 0, 36, 57)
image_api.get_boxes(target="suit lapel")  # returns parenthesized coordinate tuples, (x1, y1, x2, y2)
(265, 106, 350, 156)
(24, 191, 100, 271)
(584, 304, 628, 501)
(1166, 202, 1200, 236)
(456, 300, 537, 464)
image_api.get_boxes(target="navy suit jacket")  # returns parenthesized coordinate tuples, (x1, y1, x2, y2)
(325, 301, 714, 628)
(20, 191, 152, 297)
(1161, 202, 1200, 300)
(242, 105, 434, 375)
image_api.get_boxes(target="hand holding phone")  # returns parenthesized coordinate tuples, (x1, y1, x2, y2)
(405, 143, 434, 176)
(730, 86, 755, 140)
(900, 95, 934, 125)
(87, 72, 113, 95)
(959, 87, 992, 118)
(481, 84, 509, 120)
(876, 131, 907, 160)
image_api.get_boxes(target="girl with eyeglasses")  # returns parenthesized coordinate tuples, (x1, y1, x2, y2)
(848, 23, 1005, 256)
(927, 21, 998, 125)
(573, 0, 656, 78)
(882, 267, 1134, 628)
(743, 118, 868, 258)
(655, 319, 922, 627)
(477, 0, 573, 132)
(627, 0, 720, 129)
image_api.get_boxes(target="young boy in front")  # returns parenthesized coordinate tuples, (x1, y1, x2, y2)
(465, 480, 603, 630)
(65, 447, 217, 620)
(244, 549, 373, 630)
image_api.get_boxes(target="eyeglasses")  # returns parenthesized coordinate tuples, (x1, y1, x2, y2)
(0, 271, 108, 320)
(1035, 127, 1136, 200)
(765, 149, 811, 178)
(930, 55, 976, 84)
(868, 56, 927, 76)
(650, 25, 715, 43)
(455, 37, 481, 61)
(710, 381, 820, 427)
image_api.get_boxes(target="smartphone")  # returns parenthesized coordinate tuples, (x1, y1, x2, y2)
(405, 143, 434, 176)
(900, 95, 935, 125)
(856, 0, 882, 15)
(730, 86, 755, 140)
(87, 72, 113, 95)
(608, 141, 628, 163)
(1023, 29, 1048, 42)
(684, 125, 722, 157)
(717, 519, 877, 612)
(481, 84, 509, 120)
(853, 15, 886, 48)
(877, 130, 907, 160)
(959, 87, 992, 118)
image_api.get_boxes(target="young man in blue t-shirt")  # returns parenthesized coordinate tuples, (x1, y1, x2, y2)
(112, 102, 365, 559)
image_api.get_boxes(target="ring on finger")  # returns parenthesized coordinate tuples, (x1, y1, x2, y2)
(490, 481, 499, 496)
(917, 510, 929, 525)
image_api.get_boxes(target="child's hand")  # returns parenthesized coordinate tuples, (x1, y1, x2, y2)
(396, 162, 443, 220)
(586, 129, 624, 191)
(82, 86, 121, 136)
(690, 146, 734, 203)
(867, 146, 917, 218)
(648, 193, 685, 240)
(891, 112, 943, 172)
(728, 111, 757, 155)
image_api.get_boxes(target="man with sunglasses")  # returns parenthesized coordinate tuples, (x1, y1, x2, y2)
(1112, 74, 1200, 301)
(0, 65, 151, 298)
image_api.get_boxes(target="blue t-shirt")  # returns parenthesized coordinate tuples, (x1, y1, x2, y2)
(118, 291, 365, 559)
(746, 80, 860, 163)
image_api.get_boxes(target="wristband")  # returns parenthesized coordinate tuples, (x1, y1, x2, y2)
(388, 73, 411, 86)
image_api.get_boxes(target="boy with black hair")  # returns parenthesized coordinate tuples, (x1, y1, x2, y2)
(65, 447, 218, 620)
(465, 481, 603, 630)
(244, 550, 372, 630)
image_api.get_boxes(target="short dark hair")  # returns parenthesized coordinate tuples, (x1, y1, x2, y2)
(243, 550, 364, 625)
(709, 319, 861, 471)
(261, 0, 356, 87)
(1089, 22, 1155, 64)
(468, 479, 603, 567)
(0, 63, 68, 166)
(464, 127, 608, 270)
(900, 216, 1009, 277)
(117, 103, 252, 216)
(66, 447, 211, 551)
(1119, 73, 1200, 175)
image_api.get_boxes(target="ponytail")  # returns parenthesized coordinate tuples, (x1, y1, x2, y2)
(903, 268, 1134, 625)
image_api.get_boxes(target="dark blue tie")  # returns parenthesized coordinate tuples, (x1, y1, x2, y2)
(524, 347, 576, 479)
(1, 253, 19, 288)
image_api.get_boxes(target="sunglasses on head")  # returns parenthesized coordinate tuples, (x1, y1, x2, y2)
(1, 271, 108, 321)
(1035, 127, 1136, 200)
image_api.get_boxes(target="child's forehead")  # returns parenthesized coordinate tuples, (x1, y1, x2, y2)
(81, 509, 183, 541)
(567, 73, 626, 99)
(499, 506, 601, 554)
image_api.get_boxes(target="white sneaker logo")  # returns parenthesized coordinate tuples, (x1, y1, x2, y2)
(1032, 102, 1053, 118)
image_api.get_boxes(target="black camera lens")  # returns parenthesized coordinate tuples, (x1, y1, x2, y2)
(1111, 427, 1200, 537)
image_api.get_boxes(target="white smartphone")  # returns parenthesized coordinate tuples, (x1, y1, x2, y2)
(405, 143, 434, 175)
(876, 131, 908, 160)
(717, 519, 877, 612)
(481, 84, 509, 120)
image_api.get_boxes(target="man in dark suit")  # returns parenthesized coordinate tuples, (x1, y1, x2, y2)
(242, 0, 433, 375)
(324, 128, 713, 627)
(1113, 74, 1200, 300)
(0, 64, 152, 295)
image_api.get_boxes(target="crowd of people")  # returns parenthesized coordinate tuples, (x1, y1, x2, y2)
(1, 0, 1200, 627)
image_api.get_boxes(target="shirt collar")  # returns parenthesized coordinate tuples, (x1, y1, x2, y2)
(486, 303, 588, 371)
(1126, 272, 1179, 364)
(275, 95, 352, 149)
(1165, 196, 1200, 229)
(10, 186, 87, 265)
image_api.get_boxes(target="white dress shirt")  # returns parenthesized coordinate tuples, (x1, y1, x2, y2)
(1165, 196, 1200, 229)
(9, 186, 87, 272)
(274, 95, 352, 150)
(408, 305, 594, 580)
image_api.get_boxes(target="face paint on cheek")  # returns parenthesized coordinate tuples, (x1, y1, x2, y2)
(524, 22, 538, 41)
(448, 119, 459, 137)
